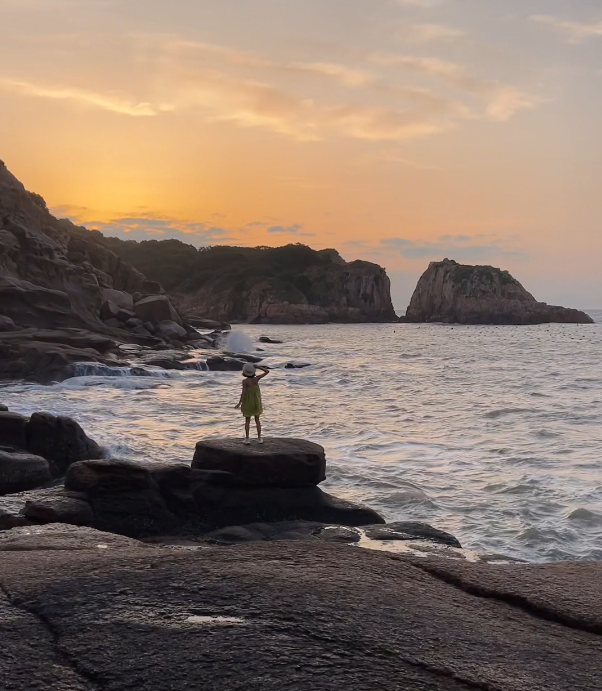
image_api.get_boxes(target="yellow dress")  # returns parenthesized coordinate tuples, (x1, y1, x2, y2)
(241, 383, 263, 417)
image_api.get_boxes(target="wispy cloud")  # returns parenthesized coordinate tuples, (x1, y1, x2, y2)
(0, 78, 164, 116)
(410, 24, 464, 43)
(381, 234, 527, 261)
(369, 53, 540, 121)
(395, 0, 445, 8)
(531, 15, 602, 43)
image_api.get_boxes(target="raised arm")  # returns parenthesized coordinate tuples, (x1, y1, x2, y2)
(256, 365, 270, 380)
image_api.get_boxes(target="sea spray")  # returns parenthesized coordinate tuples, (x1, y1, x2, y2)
(226, 331, 254, 353)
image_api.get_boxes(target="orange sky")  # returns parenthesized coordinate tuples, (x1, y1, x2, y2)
(1, 0, 601, 308)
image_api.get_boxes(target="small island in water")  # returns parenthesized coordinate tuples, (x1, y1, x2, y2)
(404, 258, 593, 325)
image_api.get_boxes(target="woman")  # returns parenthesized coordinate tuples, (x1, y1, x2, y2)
(235, 363, 269, 444)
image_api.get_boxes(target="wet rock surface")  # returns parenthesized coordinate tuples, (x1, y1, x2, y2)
(0, 450, 52, 496)
(365, 521, 462, 548)
(0, 542, 601, 690)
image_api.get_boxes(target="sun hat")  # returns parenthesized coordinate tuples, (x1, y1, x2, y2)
(242, 363, 256, 377)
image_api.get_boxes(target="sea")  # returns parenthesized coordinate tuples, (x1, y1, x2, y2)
(2, 311, 602, 563)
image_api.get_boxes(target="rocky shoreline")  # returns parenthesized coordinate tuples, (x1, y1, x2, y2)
(1, 410, 601, 690)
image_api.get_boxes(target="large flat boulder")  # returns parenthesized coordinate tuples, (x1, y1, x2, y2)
(0, 450, 52, 496)
(192, 438, 327, 487)
(134, 295, 181, 325)
(0, 523, 146, 551)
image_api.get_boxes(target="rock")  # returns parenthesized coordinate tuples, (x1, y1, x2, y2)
(125, 317, 144, 329)
(143, 357, 185, 370)
(134, 295, 181, 325)
(116, 308, 136, 323)
(0, 523, 146, 550)
(131, 325, 152, 337)
(193, 438, 326, 488)
(0, 411, 28, 448)
(203, 521, 362, 545)
(65, 459, 177, 537)
(0, 339, 109, 383)
(189, 336, 217, 349)
(101, 288, 134, 311)
(285, 361, 311, 369)
(103, 317, 122, 329)
(23, 494, 94, 526)
(0, 405, 8, 411)
(259, 336, 283, 344)
(364, 522, 462, 548)
(188, 318, 231, 330)
(66, 459, 155, 494)
(0, 315, 18, 332)
(143, 321, 156, 334)
(223, 352, 264, 363)
(192, 484, 384, 528)
(1, 543, 602, 691)
(26, 412, 103, 476)
(0, 450, 52, 495)
(405, 259, 594, 325)
(156, 320, 187, 341)
(100, 300, 120, 321)
(206, 356, 245, 371)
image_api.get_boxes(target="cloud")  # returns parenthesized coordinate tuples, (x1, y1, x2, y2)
(531, 15, 602, 43)
(267, 223, 314, 237)
(410, 24, 465, 43)
(76, 215, 237, 246)
(369, 53, 540, 121)
(285, 62, 375, 87)
(380, 234, 527, 261)
(0, 78, 163, 116)
(396, 0, 444, 7)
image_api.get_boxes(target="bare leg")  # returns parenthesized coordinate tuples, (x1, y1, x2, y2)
(245, 418, 251, 439)
(255, 416, 262, 439)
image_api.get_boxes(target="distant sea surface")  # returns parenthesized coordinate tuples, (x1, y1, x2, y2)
(2, 310, 602, 563)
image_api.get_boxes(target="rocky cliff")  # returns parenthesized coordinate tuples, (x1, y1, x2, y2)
(405, 259, 593, 325)
(0, 162, 199, 381)
(101, 241, 397, 324)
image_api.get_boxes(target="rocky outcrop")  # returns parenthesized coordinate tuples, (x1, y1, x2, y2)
(175, 252, 396, 324)
(0, 163, 202, 382)
(1, 541, 601, 691)
(0, 411, 102, 494)
(406, 259, 594, 325)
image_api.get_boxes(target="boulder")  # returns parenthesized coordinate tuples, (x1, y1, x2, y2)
(0, 450, 52, 495)
(285, 362, 311, 369)
(188, 318, 231, 330)
(0, 405, 8, 411)
(192, 438, 326, 488)
(259, 336, 283, 344)
(157, 320, 187, 341)
(134, 295, 181, 325)
(100, 300, 120, 322)
(224, 352, 264, 363)
(23, 494, 94, 526)
(65, 459, 177, 537)
(101, 289, 134, 311)
(26, 413, 103, 476)
(364, 522, 462, 548)
(0, 523, 146, 551)
(103, 318, 122, 329)
(206, 356, 245, 371)
(203, 521, 362, 545)
(125, 318, 144, 329)
(192, 484, 384, 529)
(0, 412, 28, 449)
(0, 315, 18, 332)
(116, 309, 136, 323)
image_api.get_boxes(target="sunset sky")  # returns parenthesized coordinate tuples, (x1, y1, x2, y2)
(1, 0, 601, 308)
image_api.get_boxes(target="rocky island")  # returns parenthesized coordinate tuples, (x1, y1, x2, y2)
(405, 259, 593, 325)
